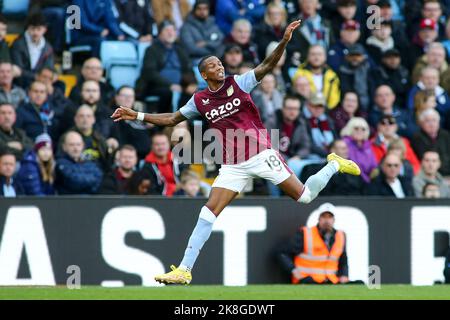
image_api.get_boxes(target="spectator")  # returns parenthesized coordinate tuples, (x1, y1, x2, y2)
(114, 0, 154, 43)
(329, 91, 366, 134)
(0, 103, 33, 161)
(290, 76, 311, 105)
(224, 19, 259, 65)
(0, 15, 10, 62)
(411, 109, 450, 175)
(180, 0, 225, 61)
(65, 81, 114, 139)
(222, 44, 244, 76)
(72, 105, 116, 171)
(413, 150, 450, 197)
(151, 0, 191, 33)
(292, 45, 340, 110)
(99, 144, 138, 194)
(288, 0, 334, 65)
(264, 41, 288, 94)
(377, 0, 409, 49)
(370, 49, 410, 108)
(0, 62, 27, 109)
(371, 115, 421, 173)
(251, 73, 283, 124)
(422, 182, 442, 198)
(366, 152, 414, 197)
(70, 0, 125, 57)
(302, 92, 336, 159)
(365, 19, 396, 65)
(126, 170, 156, 195)
(412, 0, 447, 41)
(341, 117, 378, 183)
(110, 86, 154, 160)
(174, 170, 203, 197)
(338, 44, 371, 111)
(411, 42, 450, 92)
(369, 85, 417, 138)
(141, 132, 186, 196)
(0, 152, 23, 197)
(69, 58, 116, 107)
(36, 0, 70, 54)
(17, 133, 55, 195)
(278, 203, 350, 284)
(55, 131, 103, 194)
(265, 95, 312, 186)
(16, 81, 64, 141)
(327, 19, 363, 72)
(253, 2, 287, 60)
(413, 89, 438, 120)
(406, 18, 439, 70)
(386, 138, 415, 186)
(329, 0, 358, 36)
(136, 20, 192, 113)
(36, 66, 73, 112)
(10, 13, 54, 88)
(407, 67, 450, 124)
(215, 0, 265, 35)
(443, 17, 450, 57)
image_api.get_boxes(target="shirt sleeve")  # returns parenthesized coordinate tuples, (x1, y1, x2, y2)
(234, 70, 260, 94)
(179, 95, 200, 119)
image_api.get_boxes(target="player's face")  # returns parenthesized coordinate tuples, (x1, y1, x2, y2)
(202, 57, 225, 82)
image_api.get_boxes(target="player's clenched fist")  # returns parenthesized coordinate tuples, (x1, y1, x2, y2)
(111, 106, 137, 122)
(283, 19, 302, 42)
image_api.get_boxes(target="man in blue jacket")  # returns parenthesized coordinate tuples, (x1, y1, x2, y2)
(55, 130, 103, 195)
(215, 0, 265, 35)
(71, 0, 125, 57)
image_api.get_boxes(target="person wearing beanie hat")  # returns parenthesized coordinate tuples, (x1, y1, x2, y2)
(180, 0, 224, 60)
(16, 133, 55, 195)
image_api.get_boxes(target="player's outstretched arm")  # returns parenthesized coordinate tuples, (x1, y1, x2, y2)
(111, 106, 187, 127)
(254, 19, 302, 82)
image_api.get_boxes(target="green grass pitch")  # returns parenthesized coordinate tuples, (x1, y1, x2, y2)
(0, 285, 449, 300)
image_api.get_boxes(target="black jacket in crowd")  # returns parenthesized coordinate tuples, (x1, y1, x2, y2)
(365, 172, 414, 197)
(135, 39, 192, 96)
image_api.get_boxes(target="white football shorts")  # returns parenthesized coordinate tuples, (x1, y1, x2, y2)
(212, 149, 293, 193)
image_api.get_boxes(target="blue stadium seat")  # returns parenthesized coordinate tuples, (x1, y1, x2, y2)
(100, 41, 138, 70)
(193, 66, 207, 90)
(65, 17, 92, 55)
(137, 42, 151, 73)
(1, 0, 29, 16)
(288, 67, 298, 80)
(108, 64, 139, 90)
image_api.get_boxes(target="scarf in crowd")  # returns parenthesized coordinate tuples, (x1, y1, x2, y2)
(302, 14, 327, 48)
(366, 35, 394, 52)
(37, 102, 54, 130)
(303, 107, 334, 149)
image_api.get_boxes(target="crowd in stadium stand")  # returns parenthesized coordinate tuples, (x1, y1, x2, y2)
(0, 0, 449, 198)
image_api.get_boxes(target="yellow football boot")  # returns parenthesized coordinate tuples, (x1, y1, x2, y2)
(327, 153, 361, 176)
(155, 265, 192, 285)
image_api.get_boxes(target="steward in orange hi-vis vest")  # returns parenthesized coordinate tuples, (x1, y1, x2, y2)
(292, 225, 346, 284)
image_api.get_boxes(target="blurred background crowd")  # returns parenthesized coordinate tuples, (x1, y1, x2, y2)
(0, 0, 449, 199)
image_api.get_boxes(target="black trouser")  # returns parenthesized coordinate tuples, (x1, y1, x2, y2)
(298, 277, 364, 285)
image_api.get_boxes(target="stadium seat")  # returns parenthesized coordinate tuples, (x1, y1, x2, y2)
(288, 67, 298, 80)
(137, 42, 151, 73)
(100, 41, 138, 70)
(193, 66, 207, 90)
(107, 64, 139, 90)
(1, 0, 29, 16)
(4, 34, 19, 47)
(58, 74, 77, 97)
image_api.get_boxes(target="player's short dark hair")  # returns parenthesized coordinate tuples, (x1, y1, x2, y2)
(198, 55, 216, 74)
(26, 13, 48, 28)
